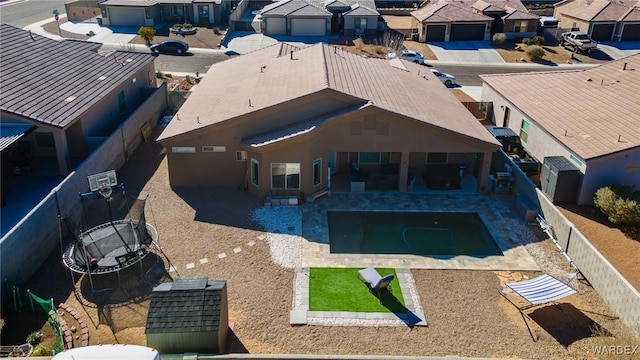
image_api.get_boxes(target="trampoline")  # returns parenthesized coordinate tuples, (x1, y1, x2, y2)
(61, 181, 162, 291)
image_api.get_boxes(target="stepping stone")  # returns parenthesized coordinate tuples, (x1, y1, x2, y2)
(81, 333, 89, 341)
(169, 266, 176, 272)
(218, 253, 227, 259)
(289, 310, 308, 325)
(82, 340, 89, 346)
(199, 258, 209, 264)
(247, 241, 256, 247)
(233, 247, 242, 253)
(81, 327, 89, 334)
(258, 235, 266, 241)
(186, 263, 195, 269)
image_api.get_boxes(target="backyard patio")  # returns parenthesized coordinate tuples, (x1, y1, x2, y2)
(3, 127, 639, 358)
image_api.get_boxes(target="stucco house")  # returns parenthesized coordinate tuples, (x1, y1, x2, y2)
(0, 24, 157, 176)
(97, 0, 230, 27)
(480, 54, 640, 205)
(260, 0, 380, 36)
(553, 0, 640, 42)
(157, 42, 501, 201)
(411, 0, 539, 42)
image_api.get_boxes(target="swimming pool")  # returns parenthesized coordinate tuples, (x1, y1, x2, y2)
(328, 211, 503, 257)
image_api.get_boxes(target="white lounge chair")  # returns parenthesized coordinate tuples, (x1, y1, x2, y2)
(358, 267, 394, 298)
(499, 273, 577, 341)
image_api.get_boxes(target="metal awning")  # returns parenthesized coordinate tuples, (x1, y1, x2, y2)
(0, 123, 36, 152)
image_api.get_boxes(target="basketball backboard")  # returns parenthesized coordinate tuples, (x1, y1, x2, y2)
(87, 170, 118, 191)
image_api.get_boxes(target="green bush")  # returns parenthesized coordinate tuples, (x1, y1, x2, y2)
(26, 331, 42, 346)
(138, 26, 156, 45)
(32, 345, 53, 357)
(522, 38, 533, 45)
(526, 45, 545, 61)
(492, 33, 507, 45)
(533, 35, 545, 45)
(594, 185, 640, 225)
(183, 23, 193, 29)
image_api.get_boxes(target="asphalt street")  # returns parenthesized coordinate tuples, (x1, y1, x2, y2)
(0, 0, 68, 28)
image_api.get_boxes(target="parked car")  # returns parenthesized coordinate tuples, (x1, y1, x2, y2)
(560, 31, 597, 53)
(430, 69, 456, 86)
(150, 40, 189, 55)
(386, 49, 425, 64)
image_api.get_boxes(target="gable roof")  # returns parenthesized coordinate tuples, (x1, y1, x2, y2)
(158, 42, 500, 148)
(503, 7, 540, 20)
(146, 278, 226, 334)
(0, 24, 153, 129)
(481, 54, 640, 160)
(412, 2, 494, 22)
(561, 0, 632, 21)
(343, 3, 380, 16)
(261, 0, 331, 16)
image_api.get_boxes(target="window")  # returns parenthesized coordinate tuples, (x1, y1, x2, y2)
(117, 90, 126, 114)
(202, 146, 226, 153)
(520, 120, 530, 143)
(355, 18, 367, 30)
(513, 21, 527, 33)
(251, 158, 259, 186)
(236, 151, 247, 161)
(358, 152, 380, 164)
(172, 147, 195, 153)
(35, 132, 55, 147)
(313, 159, 322, 187)
(271, 163, 300, 189)
(427, 152, 447, 164)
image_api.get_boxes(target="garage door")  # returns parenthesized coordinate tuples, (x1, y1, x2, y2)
(291, 18, 326, 36)
(266, 17, 286, 35)
(591, 24, 614, 41)
(621, 24, 640, 41)
(108, 6, 145, 27)
(450, 24, 485, 40)
(426, 25, 446, 41)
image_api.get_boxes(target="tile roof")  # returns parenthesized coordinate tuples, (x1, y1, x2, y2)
(412, 2, 494, 22)
(562, 0, 631, 21)
(620, 6, 640, 21)
(98, 0, 157, 6)
(343, 3, 380, 16)
(0, 24, 154, 129)
(146, 278, 226, 334)
(158, 42, 500, 149)
(0, 122, 36, 152)
(262, 0, 330, 16)
(480, 54, 640, 160)
(503, 8, 540, 20)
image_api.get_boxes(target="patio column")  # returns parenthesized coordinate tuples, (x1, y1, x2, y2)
(53, 130, 70, 176)
(477, 151, 492, 192)
(398, 151, 410, 192)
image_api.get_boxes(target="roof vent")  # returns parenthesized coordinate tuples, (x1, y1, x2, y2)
(64, 96, 77, 102)
(125, 58, 133, 63)
(98, 75, 107, 81)
(585, 77, 592, 82)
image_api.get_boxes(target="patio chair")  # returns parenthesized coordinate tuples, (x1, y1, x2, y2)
(499, 273, 577, 342)
(358, 267, 394, 298)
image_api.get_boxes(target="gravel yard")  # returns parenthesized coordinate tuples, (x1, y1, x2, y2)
(10, 126, 639, 358)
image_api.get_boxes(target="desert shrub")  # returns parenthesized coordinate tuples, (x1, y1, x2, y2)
(533, 35, 545, 45)
(32, 345, 53, 356)
(185, 74, 191, 83)
(594, 185, 640, 225)
(138, 26, 155, 45)
(183, 23, 193, 29)
(526, 45, 545, 61)
(213, 27, 221, 35)
(155, 71, 163, 78)
(522, 37, 533, 45)
(26, 331, 42, 346)
(492, 33, 507, 45)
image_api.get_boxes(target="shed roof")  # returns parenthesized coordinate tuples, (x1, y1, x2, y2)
(481, 54, 640, 160)
(146, 278, 226, 334)
(0, 123, 36, 152)
(158, 42, 500, 149)
(0, 24, 153, 129)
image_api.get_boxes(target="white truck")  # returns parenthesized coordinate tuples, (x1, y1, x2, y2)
(560, 31, 597, 53)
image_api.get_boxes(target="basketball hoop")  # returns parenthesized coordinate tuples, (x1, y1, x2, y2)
(98, 186, 113, 198)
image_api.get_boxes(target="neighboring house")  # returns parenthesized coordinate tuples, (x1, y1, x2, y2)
(0, 24, 157, 176)
(157, 42, 501, 200)
(97, 0, 231, 27)
(480, 54, 640, 205)
(260, 0, 380, 36)
(554, 0, 640, 42)
(411, 0, 539, 41)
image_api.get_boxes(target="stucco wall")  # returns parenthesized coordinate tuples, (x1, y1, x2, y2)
(0, 84, 167, 289)
(343, 14, 378, 32)
(537, 190, 640, 340)
(578, 148, 640, 205)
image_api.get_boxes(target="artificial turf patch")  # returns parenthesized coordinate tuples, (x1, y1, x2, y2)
(308, 267, 405, 312)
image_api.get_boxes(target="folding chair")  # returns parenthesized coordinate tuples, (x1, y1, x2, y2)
(499, 273, 577, 341)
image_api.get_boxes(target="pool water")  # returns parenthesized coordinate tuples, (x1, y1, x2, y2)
(328, 211, 503, 257)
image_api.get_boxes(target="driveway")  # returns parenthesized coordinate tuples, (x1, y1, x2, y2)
(597, 42, 640, 60)
(428, 41, 505, 64)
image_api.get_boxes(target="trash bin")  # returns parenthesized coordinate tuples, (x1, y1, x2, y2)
(458, 163, 468, 179)
(97, 17, 103, 26)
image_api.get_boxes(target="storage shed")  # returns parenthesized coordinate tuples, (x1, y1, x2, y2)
(540, 156, 582, 203)
(146, 278, 228, 354)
